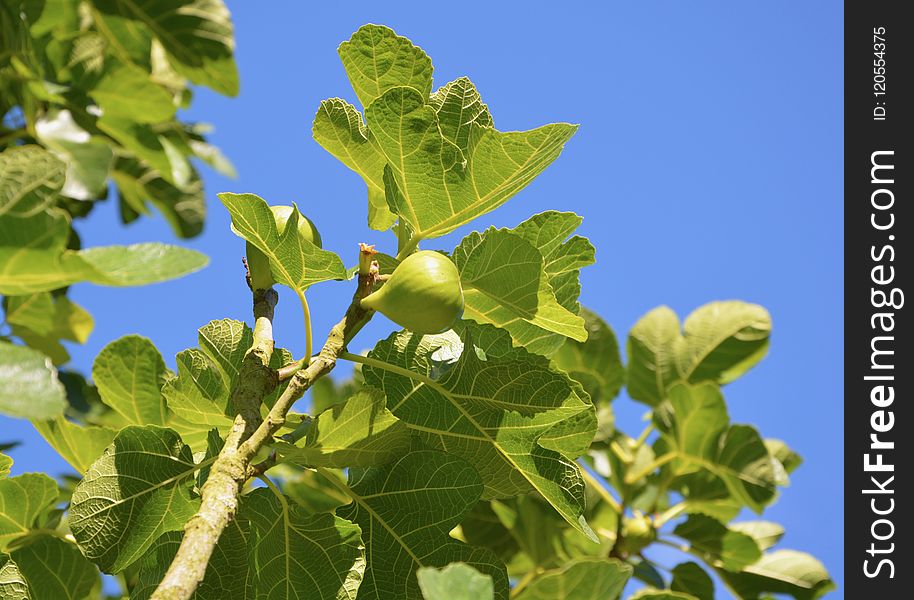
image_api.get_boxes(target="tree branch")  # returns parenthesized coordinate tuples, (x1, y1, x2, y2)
(150, 252, 379, 600)
(151, 288, 278, 600)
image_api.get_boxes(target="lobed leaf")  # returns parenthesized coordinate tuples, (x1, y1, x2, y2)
(627, 302, 771, 406)
(69, 426, 200, 573)
(339, 450, 508, 599)
(673, 515, 762, 571)
(362, 322, 596, 538)
(219, 192, 347, 290)
(368, 86, 577, 239)
(276, 387, 410, 469)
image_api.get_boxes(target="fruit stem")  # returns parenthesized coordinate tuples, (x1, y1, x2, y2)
(395, 234, 421, 261)
(296, 288, 313, 370)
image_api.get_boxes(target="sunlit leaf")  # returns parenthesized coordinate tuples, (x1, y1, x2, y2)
(363, 322, 596, 538)
(0, 342, 66, 420)
(0, 146, 65, 218)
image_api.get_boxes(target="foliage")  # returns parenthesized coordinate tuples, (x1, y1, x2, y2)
(0, 22, 834, 600)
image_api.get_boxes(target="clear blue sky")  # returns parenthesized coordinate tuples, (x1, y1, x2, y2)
(2, 1, 843, 596)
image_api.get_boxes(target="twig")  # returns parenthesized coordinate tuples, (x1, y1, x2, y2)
(150, 255, 378, 600)
(151, 288, 279, 600)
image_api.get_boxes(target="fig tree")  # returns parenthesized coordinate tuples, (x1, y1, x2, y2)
(360, 250, 464, 334)
(247, 205, 322, 290)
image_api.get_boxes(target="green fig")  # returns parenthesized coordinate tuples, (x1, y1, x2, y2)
(361, 250, 464, 334)
(619, 512, 655, 554)
(246, 205, 322, 290)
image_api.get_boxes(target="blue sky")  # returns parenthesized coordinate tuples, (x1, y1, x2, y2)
(2, 1, 843, 596)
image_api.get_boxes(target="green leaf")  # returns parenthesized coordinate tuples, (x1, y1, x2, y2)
(69, 426, 200, 573)
(162, 319, 252, 434)
(670, 562, 714, 600)
(93, 335, 169, 425)
(0, 210, 209, 294)
(31, 418, 117, 475)
(113, 158, 206, 238)
(219, 192, 347, 290)
(132, 521, 250, 600)
(0, 146, 65, 218)
(8, 535, 99, 600)
(674, 515, 761, 571)
(368, 85, 577, 239)
(0, 454, 10, 479)
(0, 554, 29, 599)
(75, 242, 208, 286)
(765, 439, 803, 475)
(338, 24, 433, 109)
(429, 77, 494, 150)
(552, 308, 624, 404)
(276, 387, 409, 468)
(339, 450, 508, 600)
(515, 558, 632, 600)
(6, 293, 94, 366)
(34, 109, 114, 200)
(627, 302, 771, 405)
(0, 473, 59, 550)
(4, 294, 56, 337)
(91, 61, 177, 123)
(0, 473, 58, 551)
(283, 469, 350, 516)
(455, 227, 586, 347)
(717, 550, 835, 600)
(418, 563, 494, 600)
(655, 384, 778, 512)
(97, 115, 173, 180)
(91, 0, 239, 96)
(627, 591, 699, 600)
(312, 98, 396, 230)
(243, 488, 365, 600)
(729, 521, 785, 552)
(362, 322, 596, 538)
(0, 341, 66, 420)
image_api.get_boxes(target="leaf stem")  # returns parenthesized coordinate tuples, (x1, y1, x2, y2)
(258, 474, 289, 514)
(624, 452, 676, 484)
(338, 351, 442, 391)
(510, 567, 541, 598)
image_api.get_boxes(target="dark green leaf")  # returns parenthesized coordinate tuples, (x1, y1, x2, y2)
(339, 450, 508, 599)
(553, 308, 624, 404)
(670, 562, 714, 600)
(69, 426, 199, 573)
(9, 534, 98, 600)
(674, 515, 761, 571)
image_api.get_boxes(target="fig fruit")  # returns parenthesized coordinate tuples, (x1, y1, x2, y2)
(246, 205, 322, 290)
(360, 250, 464, 334)
(619, 512, 655, 554)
